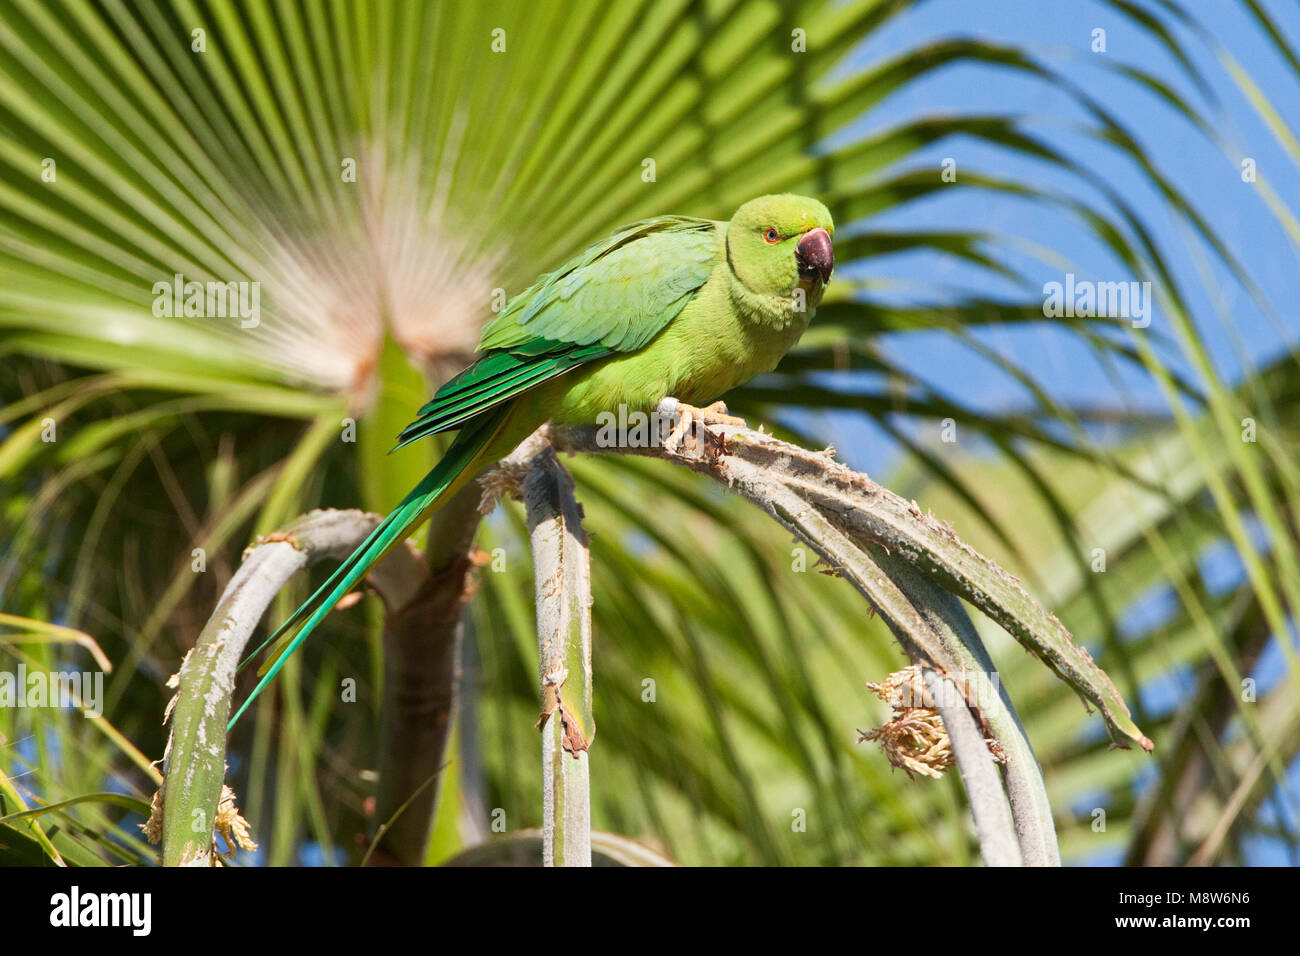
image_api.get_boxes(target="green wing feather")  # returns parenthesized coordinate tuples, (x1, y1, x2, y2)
(393, 339, 612, 450)
(480, 216, 717, 351)
(394, 216, 717, 450)
(230, 216, 718, 729)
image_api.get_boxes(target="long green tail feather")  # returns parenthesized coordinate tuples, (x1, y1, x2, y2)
(226, 412, 502, 731)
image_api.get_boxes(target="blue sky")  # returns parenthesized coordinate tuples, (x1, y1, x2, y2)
(802, 0, 1300, 865)
(810, 0, 1299, 475)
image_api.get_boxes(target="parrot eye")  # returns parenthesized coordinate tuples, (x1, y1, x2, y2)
(763, 228, 780, 244)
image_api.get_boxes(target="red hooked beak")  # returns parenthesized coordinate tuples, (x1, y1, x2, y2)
(796, 227, 834, 284)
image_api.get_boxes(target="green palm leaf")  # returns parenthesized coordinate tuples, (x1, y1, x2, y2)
(1, 0, 1296, 865)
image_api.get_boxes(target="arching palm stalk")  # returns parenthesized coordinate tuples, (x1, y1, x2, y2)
(1, 0, 1297, 865)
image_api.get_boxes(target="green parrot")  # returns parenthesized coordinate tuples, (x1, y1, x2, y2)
(228, 193, 835, 730)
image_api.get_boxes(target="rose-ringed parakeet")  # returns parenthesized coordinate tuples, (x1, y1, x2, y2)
(229, 193, 834, 729)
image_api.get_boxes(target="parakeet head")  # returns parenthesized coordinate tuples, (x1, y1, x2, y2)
(727, 194, 835, 296)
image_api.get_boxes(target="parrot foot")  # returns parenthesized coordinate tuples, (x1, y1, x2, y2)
(659, 398, 746, 455)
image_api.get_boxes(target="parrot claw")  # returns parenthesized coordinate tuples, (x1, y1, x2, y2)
(659, 398, 746, 455)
